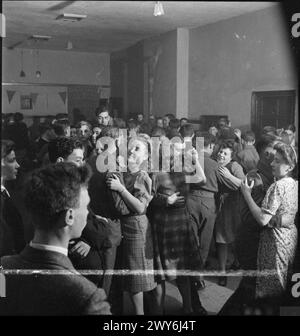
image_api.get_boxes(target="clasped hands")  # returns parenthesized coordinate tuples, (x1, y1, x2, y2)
(167, 192, 185, 206)
(106, 174, 125, 193)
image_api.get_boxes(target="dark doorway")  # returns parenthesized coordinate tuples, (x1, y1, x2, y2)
(251, 90, 296, 136)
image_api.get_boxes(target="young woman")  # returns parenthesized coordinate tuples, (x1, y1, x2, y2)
(215, 140, 245, 286)
(150, 138, 207, 315)
(241, 142, 298, 302)
(106, 134, 157, 315)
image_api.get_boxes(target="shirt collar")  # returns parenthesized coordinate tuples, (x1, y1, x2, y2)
(1, 185, 10, 197)
(29, 241, 68, 256)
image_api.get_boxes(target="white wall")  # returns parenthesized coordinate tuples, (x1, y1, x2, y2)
(2, 48, 110, 86)
(188, 6, 297, 130)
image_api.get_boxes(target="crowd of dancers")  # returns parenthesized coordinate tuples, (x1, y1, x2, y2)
(0, 107, 298, 315)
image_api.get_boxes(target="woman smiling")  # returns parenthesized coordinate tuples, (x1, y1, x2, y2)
(241, 142, 298, 301)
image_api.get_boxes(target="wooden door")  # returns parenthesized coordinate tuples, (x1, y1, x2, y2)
(251, 90, 296, 135)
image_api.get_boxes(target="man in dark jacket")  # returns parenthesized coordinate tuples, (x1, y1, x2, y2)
(0, 140, 25, 257)
(0, 163, 111, 315)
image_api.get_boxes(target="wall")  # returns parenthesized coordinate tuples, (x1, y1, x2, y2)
(127, 42, 144, 117)
(2, 84, 67, 116)
(2, 48, 110, 86)
(2, 48, 110, 122)
(188, 5, 298, 130)
(110, 29, 177, 119)
(144, 30, 177, 117)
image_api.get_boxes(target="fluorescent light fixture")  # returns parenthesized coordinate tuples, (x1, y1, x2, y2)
(154, 2, 164, 16)
(56, 13, 87, 22)
(30, 35, 52, 41)
(1, 13, 6, 37)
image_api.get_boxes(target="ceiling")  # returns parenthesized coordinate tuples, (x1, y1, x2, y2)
(3, 1, 277, 53)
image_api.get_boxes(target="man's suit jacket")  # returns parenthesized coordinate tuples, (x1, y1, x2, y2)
(0, 246, 111, 315)
(0, 190, 25, 257)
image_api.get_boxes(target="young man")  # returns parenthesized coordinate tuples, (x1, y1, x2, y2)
(34, 123, 56, 166)
(81, 127, 125, 314)
(156, 117, 164, 129)
(95, 107, 113, 127)
(53, 119, 71, 138)
(48, 137, 85, 167)
(163, 113, 175, 130)
(180, 118, 188, 127)
(0, 140, 25, 257)
(236, 131, 260, 173)
(0, 163, 111, 315)
(187, 132, 239, 293)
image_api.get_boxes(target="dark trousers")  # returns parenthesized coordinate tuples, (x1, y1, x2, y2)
(102, 244, 118, 296)
(187, 193, 217, 265)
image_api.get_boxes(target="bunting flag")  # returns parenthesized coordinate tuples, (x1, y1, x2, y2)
(30, 93, 39, 106)
(58, 91, 67, 105)
(6, 90, 16, 104)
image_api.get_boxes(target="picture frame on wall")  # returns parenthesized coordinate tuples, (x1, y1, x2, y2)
(20, 95, 32, 110)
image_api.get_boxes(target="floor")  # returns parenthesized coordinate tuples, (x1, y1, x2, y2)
(123, 255, 242, 315)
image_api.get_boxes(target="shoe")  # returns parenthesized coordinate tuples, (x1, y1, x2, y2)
(218, 276, 227, 287)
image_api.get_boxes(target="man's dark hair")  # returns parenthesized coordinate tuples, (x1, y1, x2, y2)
(48, 137, 84, 163)
(196, 131, 216, 148)
(169, 118, 180, 129)
(255, 134, 278, 155)
(218, 127, 236, 141)
(165, 114, 175, 120)
(13, 112, 24, 122)
(24, 162, 91, 230)
(242, 131, 256, 143)
(38, 122, 53, 136)
(1, 139, 15, 159)
(151, 127, 166, 137)
(95, 106, 109, 117)
(100, 126, 119, 139)
(52, 119, 70, 137)
(179, 123, 195, 138)
(127, 119, 138, 129)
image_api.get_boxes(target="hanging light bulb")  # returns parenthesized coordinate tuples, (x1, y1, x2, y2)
(20, 50, 26, 77)
(35, 49, 41, 78)
(153, 1, 164, 16)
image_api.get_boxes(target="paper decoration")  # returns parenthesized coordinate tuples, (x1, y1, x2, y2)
(6, 90, 16, 104)
(30, 93, 38, 105)
(58, 91, 67, 105)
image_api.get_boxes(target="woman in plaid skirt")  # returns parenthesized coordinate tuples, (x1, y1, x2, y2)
(150, 139, 206, 315)
(107, 134, 157, 315)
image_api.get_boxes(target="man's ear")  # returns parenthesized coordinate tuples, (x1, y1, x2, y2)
(56, 157, 64, 163)
(65, 209, 74, 226)
(1, 158, 5, 167)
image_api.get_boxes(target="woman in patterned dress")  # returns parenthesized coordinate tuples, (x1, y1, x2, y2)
(106, 135, 157, 315)
(241, 142, 298, 303)
(150, 139, 207, 315)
